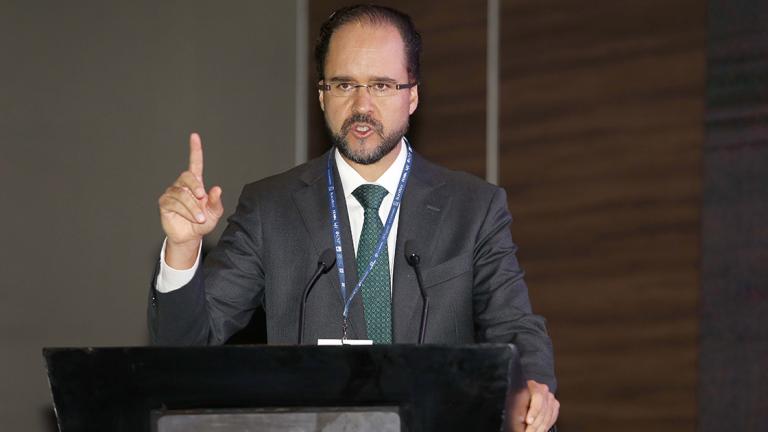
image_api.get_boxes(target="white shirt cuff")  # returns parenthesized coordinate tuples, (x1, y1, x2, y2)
(155, 238, 202, 293)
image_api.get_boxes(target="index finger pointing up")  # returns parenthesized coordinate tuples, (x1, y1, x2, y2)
(188, 132, 204, 180)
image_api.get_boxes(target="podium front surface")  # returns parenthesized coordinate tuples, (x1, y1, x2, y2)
(44, 344, 525, 432)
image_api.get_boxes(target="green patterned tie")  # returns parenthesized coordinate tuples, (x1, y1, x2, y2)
(352, 184, 392, 344)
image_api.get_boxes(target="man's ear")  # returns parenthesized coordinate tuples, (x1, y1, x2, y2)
(409, 84, 419, 115)
(319, 84, 325, 112)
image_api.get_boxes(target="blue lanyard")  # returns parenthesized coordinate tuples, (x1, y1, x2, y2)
(326, 140, 413, 333)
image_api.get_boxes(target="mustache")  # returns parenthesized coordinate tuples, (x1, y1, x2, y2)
(340, 114, 384, 136)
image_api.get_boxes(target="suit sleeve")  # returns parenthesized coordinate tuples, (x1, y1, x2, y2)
(148, 184, 266, 346)
(472, 187, 557, 391)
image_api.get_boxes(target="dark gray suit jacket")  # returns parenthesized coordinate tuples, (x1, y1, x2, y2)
(149, 150, 556, 390)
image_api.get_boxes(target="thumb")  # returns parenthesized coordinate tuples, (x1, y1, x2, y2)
(207, 186, 224, 218)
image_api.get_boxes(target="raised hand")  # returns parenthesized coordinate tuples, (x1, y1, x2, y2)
(158, 133, 224, 268)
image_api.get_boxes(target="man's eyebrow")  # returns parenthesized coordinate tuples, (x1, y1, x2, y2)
(327, 76, 356, 83)
(369, 76, 399, 83)
(327, 76, 399, 83)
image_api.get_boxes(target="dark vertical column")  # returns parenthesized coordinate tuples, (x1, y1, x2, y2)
(701, 1, 768, 430)
(499, 1, 705, 430)
(307, 1, 487, 177)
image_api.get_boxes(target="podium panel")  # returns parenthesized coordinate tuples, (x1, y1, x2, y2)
(155, 408, 400, 432)
(44, 344, 523, 432)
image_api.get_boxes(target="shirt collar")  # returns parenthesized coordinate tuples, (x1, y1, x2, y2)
(334, 138, 407, 199)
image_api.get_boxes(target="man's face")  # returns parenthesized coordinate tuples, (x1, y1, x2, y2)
(319, 22, 418, 165)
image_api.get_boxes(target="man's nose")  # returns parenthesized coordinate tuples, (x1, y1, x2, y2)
(352, 85, 374, 113)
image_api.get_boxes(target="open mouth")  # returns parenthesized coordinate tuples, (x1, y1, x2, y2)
(351, 123, 374, 139)
(341, 114, 383, 140)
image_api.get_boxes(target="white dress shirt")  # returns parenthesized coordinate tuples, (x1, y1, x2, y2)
(156, 139, 406, 293)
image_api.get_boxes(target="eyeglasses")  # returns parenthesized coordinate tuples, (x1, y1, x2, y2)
(318, 81, 417, 97)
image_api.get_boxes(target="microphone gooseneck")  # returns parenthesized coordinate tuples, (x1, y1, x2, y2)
(404, 240, 429, 344)
(318, 248, 336, 273)
(298, 248, 336, 344)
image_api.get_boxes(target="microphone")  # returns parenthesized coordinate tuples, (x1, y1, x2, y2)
(405, 240, 429, 344)
(298, 248, 336, 344)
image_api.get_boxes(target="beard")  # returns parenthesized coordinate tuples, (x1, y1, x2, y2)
(328, 113, 408, 165)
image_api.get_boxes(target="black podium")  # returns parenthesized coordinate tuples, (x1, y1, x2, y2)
(44, 344, 525, 432)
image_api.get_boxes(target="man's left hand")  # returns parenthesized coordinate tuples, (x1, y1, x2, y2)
(523, 380, 559, 432)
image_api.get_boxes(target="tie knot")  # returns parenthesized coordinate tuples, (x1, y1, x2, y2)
(352, 184, 388, 211)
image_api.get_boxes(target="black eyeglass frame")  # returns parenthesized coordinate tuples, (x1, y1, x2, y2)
(318, 81, 418, 95)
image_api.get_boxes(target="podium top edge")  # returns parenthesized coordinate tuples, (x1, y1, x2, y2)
(42, 343, 518, 357)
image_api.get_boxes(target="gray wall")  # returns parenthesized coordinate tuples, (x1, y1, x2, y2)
(0, 2, 299, 430)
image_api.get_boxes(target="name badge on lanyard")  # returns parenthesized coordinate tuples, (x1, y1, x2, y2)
(325, 139, 413, 341)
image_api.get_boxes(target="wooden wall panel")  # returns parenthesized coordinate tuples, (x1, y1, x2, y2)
(307, 1, 486, 177)
(499, 1, 705, 431)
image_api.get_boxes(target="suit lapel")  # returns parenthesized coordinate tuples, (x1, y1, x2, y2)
(392, 154, 450, 343)
(291, 150, 449, 343)
(291, 152, 366, 340)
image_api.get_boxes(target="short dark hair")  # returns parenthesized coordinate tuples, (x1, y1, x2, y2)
(314, 4, 422, 82)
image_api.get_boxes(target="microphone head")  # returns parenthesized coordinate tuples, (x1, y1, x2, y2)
(404, 240, 420, 267)
(318, 248, 337, 271)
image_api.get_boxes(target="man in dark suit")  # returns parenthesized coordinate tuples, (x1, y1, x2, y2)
(150, 5, 559, 431)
